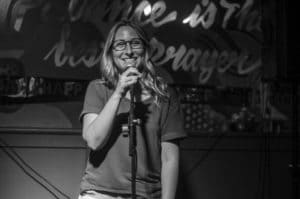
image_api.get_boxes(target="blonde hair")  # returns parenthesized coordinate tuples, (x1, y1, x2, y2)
(100, 20, 169, 104)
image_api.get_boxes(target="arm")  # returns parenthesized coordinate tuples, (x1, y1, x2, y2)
(160, 89, 187, 199)
(82, 92, 122, 150)
(82, 67, 141, 150)
(161, 140, 180, 199)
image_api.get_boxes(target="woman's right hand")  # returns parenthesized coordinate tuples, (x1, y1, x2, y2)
(114, 67, 142, 97)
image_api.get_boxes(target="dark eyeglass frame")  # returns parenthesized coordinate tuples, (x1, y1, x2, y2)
(112, 38, 144, 51)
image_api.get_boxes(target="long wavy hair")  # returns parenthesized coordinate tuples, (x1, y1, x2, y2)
(100, 20, 169, 104)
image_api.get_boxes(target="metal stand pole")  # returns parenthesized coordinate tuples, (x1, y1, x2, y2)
(129, 88, 137, 199)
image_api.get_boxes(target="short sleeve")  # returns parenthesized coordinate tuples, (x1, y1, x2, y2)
(79, 80, 107, 122)
(161, 89, 187, 142)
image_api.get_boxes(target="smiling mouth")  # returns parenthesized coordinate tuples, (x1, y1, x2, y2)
(123, 58, 137, 67)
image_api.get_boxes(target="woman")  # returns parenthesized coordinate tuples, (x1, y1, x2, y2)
(79, 20, 186, 199)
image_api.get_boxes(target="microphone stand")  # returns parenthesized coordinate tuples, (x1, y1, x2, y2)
(128, 86, 138, 199)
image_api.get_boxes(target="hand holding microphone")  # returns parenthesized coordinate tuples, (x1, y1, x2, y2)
(115, 67, 142, 98)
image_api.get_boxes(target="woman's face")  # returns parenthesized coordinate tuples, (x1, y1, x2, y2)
(112, 25, 145, 72)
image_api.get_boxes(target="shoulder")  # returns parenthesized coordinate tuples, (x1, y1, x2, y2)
(165, 86, 180, 104)
(167, 86, 178, 97)
(87, 79, 112, 92)
(159, 86, 181, 111)
(84, 79, 114, 99)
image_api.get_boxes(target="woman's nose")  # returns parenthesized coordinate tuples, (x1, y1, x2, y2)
(124, 42, 133, 55)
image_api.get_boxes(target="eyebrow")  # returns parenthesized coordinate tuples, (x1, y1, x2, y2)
(113, 38, 142, 42)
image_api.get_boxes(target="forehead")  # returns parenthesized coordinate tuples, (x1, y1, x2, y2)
(114, 25, 139, 40)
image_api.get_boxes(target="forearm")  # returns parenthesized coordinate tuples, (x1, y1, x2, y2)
(83, 92, 121, 150)
(161, 142, 180, 199)
(161, 160, 179, 199)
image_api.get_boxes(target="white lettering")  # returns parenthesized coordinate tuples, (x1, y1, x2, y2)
(132, 0, 177, 27)
(150, 37, 261, 84)
(220, 0, 240, 28)
(183, 2, 217, 29)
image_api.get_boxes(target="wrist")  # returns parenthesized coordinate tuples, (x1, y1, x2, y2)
(111, 91, 122, 100)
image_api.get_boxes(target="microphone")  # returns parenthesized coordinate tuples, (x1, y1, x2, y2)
(126, 63, 137, 102)
(130, 84, 135, 102)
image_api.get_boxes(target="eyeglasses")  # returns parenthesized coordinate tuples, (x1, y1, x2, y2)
(112, 38, 144, 51)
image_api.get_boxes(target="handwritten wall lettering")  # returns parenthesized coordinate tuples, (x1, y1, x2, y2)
(67, 0, 260, 31)
(82, 0, 177, 29)
(220, 0, 240, 28)
(0, 0, 261, 34)
(150, 38, 261, 83)
(182, 1, 217, 28)
(0, 0, 263, 84)
(132, 0, 177, 27)
(44, 37, 102, 68)
(182, 0, 260, 30)
(236, 0, 261, 32)
(100, 0, 132, 22)
(43, 35, 261, 84)
(0, 0, 39, 32)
